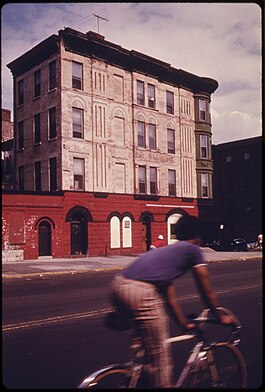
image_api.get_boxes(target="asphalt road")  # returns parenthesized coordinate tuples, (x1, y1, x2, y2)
(2, 258, 262, 389)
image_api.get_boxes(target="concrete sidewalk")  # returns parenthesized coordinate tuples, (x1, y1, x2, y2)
(2, 248, 262, 279)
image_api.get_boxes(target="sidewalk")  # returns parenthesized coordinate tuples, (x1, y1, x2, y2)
(2, 248, 262, 279)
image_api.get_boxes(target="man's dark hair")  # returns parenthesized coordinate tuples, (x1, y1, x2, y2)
(174, 215, 203, 240)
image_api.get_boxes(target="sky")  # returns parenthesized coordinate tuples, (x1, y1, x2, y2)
(1, 2, 262, 145)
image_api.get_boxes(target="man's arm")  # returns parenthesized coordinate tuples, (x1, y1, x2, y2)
(164, 284, 195, 331)
(191, 265, 235, 324)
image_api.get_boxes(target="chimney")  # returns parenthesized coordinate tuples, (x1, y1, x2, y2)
(86, 31, 105, 41)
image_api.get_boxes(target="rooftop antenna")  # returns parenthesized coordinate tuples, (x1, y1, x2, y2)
(93, 14, 109, 34)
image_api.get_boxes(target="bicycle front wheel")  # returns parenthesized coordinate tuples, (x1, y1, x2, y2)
(78, 365, 130, 389)
(187, 342, 247, 388)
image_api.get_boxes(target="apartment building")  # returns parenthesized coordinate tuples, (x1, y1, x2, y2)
(3, 28, 218, 260)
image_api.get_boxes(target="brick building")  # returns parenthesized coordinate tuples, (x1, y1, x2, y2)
(212, 136, 262, 242)
(3, 27, 218, 260)
(1, 109, 15, 189)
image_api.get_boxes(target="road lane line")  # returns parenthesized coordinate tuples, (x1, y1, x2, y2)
(2, 283, 261, 332)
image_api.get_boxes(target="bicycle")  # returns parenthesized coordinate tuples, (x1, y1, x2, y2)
(78, 307, 247, 389)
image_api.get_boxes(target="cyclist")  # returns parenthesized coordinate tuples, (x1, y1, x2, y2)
(110, 215, 235, 388)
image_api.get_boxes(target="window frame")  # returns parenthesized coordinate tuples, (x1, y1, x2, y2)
(150, 166, 157, 195)
(200, 134, 208, 158)
(166, 91, 174, 114)
(72, 61, 83, 90)
(73, 157, 85, 191)
(72, 107, 84, 139)
(34, 113, 41, 144)
(34, 160, 41, 191)
(167, 128, 175, 154)
(49, 157, 57, 191)
(149, 123, 157, 150)
(137, 121, 146, 148)
(18, 79, 24, 106)
(49, 61, 56, 90)
(138, 165, 147, 194)
(199, 99, 207, 121)
(18, 121, 24, 150)
(201, 173, 209, 198)
(34, 70, 41, 98)
(168, 169, 176, 197)
(137, 80, 145, 105)
(147, 83, 155, 108)
(49, 107, 57, 139)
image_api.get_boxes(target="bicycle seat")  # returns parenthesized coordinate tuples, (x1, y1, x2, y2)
(104, 310, 133, 331)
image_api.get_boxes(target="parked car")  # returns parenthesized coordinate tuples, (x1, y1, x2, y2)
(204, 238, 248, 252)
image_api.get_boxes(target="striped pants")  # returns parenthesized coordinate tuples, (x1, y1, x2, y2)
(110, 274, 173, 388)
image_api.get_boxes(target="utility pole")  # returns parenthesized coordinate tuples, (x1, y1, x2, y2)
(93, 14, 109, 34)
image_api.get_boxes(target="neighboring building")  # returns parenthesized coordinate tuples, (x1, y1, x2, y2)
(3, 27, 218, 260)
(212, 136, 262, 242)
(1, 109, 15, 189)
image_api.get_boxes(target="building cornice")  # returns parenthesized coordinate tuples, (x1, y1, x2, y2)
(7, 27, 218, 94)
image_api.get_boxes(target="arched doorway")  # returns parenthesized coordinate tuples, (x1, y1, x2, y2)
(139, 212, 154, 251)
(66, 206, 92, 256)
(38, 221, 52, 256)
(166, 209, 188, 244)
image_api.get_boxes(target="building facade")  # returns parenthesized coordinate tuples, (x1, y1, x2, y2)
(212, 136, 262, 242)
(3, 28, 218, 260)
(1, 109, 15, 189)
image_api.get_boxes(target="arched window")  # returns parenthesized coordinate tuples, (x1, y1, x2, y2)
(122, 216, 132, 248)
(110, 216, 121, 248)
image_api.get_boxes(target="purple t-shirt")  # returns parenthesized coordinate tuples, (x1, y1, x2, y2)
(123, 241, 206, 288)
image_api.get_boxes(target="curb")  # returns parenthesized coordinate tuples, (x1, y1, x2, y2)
(2, 255, 262, 280)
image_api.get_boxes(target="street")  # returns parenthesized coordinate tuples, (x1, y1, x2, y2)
(2, 259, 262, 389)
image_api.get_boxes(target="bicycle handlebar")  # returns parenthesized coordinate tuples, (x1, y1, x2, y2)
(187, 307, 242, 345)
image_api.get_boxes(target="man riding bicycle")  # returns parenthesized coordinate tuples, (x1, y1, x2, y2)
(110, 215, 235, 388)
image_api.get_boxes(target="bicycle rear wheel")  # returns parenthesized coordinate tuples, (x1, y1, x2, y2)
(78, 365, 130, 389)
(187, 342, 247, 388)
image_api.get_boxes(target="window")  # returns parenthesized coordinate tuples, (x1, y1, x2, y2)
(18, 166, 24, 190)
(200, 135, 208, 158)
(110, 216, 120, 248)
(199, 99, 206, 121)
(149, 123, 156, 150)
(49, 107, 57, 139)
(18, 79, 24, 105)
(72, 108, 84, 138)
(34, 161, 41, 191)
(73, 158, 85, 190)
(72, 61, 83, 90)
(34, 70, 41, 97)
(166, 91, 174, 114)
(244, 152, 250, 160)
(122, 217, 132, 248)
(167, 128, 175, 154)
(139, 166, 146, 193)
(49, 157, 57, 191)
(137, 121, 146, 147)
(18, 121, 24, 150)
(201, 173, 209, 198)
(150, 167, 157, 194)
(168, 169, 176, 196)
(49, 61, 56, 90)
(34, 113, 41, 144)
(137, 80, 144, 105)
(148, 84, 155, 108)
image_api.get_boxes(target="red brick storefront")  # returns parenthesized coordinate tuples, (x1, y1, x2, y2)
(2, 191, 198, 261)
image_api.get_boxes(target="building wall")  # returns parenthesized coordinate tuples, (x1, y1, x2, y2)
(212, 136, 262, 241)
(2, 191, 198, 260)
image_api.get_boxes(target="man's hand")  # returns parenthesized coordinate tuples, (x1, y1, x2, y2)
(219, 314, 236, 326)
